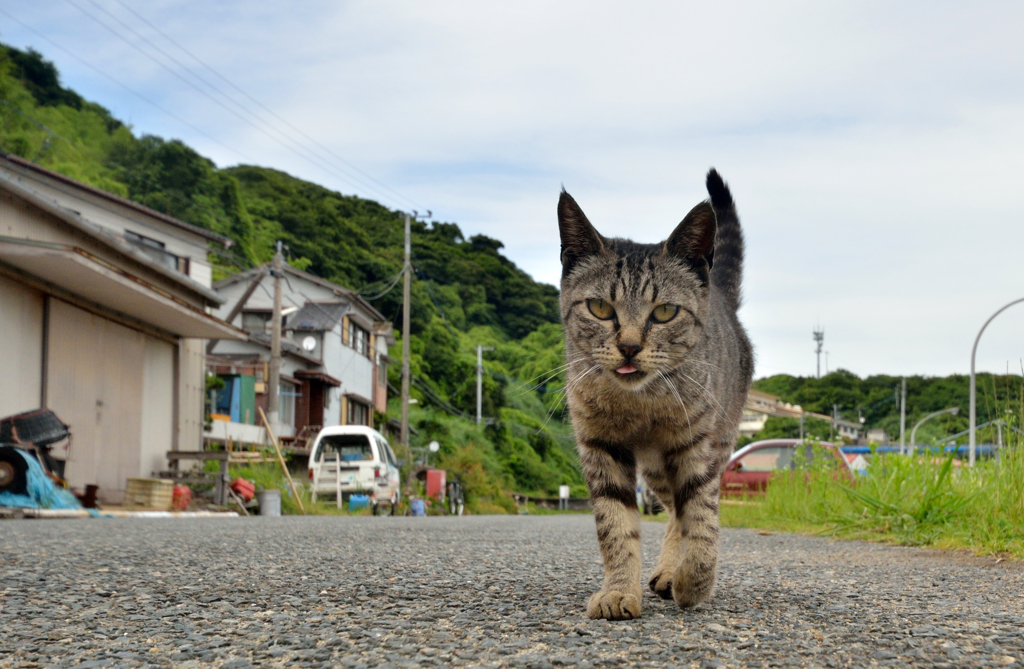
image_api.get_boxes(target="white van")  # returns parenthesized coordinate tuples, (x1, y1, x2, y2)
(306, 426, 401, 511)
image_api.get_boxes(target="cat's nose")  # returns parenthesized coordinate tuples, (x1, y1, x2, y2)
(618, 342, 643, 359)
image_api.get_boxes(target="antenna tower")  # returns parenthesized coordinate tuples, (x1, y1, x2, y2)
(813, 327, 825, 378)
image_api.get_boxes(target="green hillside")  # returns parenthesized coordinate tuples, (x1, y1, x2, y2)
(0, 43, 580, 508)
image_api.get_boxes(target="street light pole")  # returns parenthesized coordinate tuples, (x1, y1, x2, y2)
(899, 378, 906, 455)
(969, 297, 1024, 466)
(909, 407, 959, 454)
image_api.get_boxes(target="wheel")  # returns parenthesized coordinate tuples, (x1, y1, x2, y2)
(0, 447, 30, 496)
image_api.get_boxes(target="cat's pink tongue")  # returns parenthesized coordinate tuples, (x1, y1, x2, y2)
(616, 365, 638, 374)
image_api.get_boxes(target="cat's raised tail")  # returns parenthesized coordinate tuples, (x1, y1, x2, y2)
(706, 168, 744, 312)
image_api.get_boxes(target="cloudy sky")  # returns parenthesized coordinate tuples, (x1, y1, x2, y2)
(4, 1, 1024, 379)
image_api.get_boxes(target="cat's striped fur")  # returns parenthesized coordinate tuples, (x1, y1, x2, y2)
(558, 169, 753, 620)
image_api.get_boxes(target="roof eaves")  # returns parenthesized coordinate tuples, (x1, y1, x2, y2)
(0, 171, 225, 307)
(0, 153, 233, 247)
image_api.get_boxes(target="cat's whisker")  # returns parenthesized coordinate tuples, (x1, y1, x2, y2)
(516, 356, 586, 386)
(657, 370, 691, 432)
(677, 370, 725, 419)
(538, 364, 600, 434)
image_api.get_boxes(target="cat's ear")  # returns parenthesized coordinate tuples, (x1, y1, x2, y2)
(558, 189, 605, 276)
(664, 201, 717, 276)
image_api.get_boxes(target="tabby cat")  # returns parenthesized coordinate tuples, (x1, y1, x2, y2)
(558, 169, 753, 620)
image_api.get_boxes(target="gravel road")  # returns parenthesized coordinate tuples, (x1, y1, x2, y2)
(1, 515, 1021, 668)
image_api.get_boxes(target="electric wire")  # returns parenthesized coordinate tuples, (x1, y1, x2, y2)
(62, 0, 409, 209)
(108, 0, 427, 213)
(0, 7, 252, 162)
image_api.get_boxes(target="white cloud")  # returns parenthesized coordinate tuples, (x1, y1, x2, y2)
(5, 0, 1024, 378)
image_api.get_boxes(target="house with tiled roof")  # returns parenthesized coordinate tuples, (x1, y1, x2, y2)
(206, 262, 394, 449)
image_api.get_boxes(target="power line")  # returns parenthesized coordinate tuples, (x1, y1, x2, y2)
(62, 0, 411, 209)
(0, 7, 252, 162)
(68, 0, 425, 211)
(108, 0, 427, 213)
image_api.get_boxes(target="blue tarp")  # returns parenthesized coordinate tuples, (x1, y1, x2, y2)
(0, 448, 82, 510)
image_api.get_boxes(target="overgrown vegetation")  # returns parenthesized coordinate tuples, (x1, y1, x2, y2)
(721, 445, 1024, 558)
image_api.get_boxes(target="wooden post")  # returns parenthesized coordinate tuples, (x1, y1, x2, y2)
(335, 453, 342, 509)
(258, 407, 305, 514)
(311, 450, 322, 503)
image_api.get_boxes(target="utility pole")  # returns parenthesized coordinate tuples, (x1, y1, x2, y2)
(267, 241, 284, 429)
(400, 213, 412, 453)
(899, 377, 907, 454)
(813, 327, 824, 379)
(476, 345, 495, 425)
(831, 403, 838, 441)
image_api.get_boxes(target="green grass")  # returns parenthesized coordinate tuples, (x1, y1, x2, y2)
(719, 445, 1024, 559)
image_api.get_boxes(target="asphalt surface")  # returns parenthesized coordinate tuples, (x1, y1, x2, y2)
(0, 515, 1022, 669)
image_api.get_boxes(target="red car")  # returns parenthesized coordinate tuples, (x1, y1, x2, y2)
(720, 439, 852, 496)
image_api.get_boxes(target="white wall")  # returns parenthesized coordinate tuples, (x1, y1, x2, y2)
(178, 338, 206, 452)
(0, 275, 43, 416)
(336, 346, 375, 402)
(140, 338, 174, 478)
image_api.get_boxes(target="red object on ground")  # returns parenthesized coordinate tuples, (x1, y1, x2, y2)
(171, 485, 191, 511)
(425, 469, 446, 501)
(230, 477, 255, 502)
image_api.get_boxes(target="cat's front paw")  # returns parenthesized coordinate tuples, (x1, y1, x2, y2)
(672, 562, 717, 609)
(586, 590, 642, 620)
(648, 568, 675, 600)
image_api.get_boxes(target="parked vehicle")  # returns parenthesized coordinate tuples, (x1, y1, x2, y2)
(721, 439, 853, 496)
(307, 426, 401, 511)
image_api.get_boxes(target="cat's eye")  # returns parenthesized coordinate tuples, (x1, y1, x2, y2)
(650, 304, 679, 323)
(587, 298, 615, 320)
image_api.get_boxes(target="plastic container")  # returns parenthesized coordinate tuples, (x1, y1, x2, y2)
(410, 498, 426, 516)
(349, 494, 370, 511)
(230, 477, 255, 502)
(256, 489, 281, 516)
(425, 469, 446, 500)
(171, 485, 191, 511)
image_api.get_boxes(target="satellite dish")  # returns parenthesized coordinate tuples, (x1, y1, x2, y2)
(301, 336, 317, 352)
(428, 441, 440, 453)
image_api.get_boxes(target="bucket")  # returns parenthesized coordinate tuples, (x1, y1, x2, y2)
(349, 494, 370, 511)
(410, 498, 426, 516)
(256, 489, 281, 517)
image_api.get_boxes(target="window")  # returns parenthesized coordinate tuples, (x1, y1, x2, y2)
(347, 398, 370, 426)
(348, 321, 369, 357)
(377, 355, 388, 387)
(242, 311, 271, 333)
(315, 434, 373, 462)
(280, 381, 298, 426)
(125, 230, 187, 273)
(737, 447, 792, 472)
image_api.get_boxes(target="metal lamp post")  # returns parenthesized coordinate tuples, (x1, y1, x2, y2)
(909, 407, 959, 454)
(970, 297, 1024, 466)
